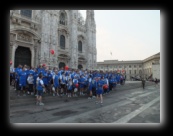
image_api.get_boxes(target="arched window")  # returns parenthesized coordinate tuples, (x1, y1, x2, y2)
(78, 41, 82, 52)
(60, 35, 65, 49)
(60, 12, 65, 25)
(21, 10, 32, 18)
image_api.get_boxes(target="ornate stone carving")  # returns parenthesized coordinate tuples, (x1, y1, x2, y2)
(17, 33, 32, 42)
(10, 33, 16, 42)
(34, 24, 38, 30)
(30, 23, 34, 29)
(17, 19, 21, 25)
(11, 18, 16, 23)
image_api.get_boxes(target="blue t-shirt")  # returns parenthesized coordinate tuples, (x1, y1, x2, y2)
(48, 73, 53, 83)
(97, 80, 104, 90)
(42, 71, 48, 85)
(54, 74, 59, 87)
(19, 71, 27, 85)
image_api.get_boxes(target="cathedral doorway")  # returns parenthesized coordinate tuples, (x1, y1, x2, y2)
(78, 64, 83, 70)
(15, 46, 31, 67)
(59, 62, 65, 69)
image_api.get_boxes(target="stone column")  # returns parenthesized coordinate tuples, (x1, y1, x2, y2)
(11, 43, 18, 68)
(69, 10, 78, 69)
(34, 46, 37, 67)
(30, 47, 34, 67)
(9, 43, 13, 62)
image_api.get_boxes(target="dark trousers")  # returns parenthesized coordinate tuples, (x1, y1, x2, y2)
(103, 88, 109, 93)
(16, 79, 21, 90)
(109, 84, 113, 91)
(28, 84, 34, 92)
(92, 87, 96, 96)
(142, 83, 145, 89)
(10, 75, 12, 85)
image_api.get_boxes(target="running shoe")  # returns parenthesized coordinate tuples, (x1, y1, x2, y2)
(39, 102, 44, 106)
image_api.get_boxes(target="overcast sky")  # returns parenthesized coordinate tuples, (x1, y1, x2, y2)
(79, 10, 160, 62)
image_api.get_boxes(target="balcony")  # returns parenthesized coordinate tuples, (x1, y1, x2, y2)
(10, 12, 40, 31)
(58, 54, 70, 60)
(11, 12, 40, 25)
(57, 46, 69, 55)
(78, 51, 85, 58)
(78, 56, 87, 63)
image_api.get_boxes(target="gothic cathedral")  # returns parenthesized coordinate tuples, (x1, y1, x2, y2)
(10, 10, 97, 70)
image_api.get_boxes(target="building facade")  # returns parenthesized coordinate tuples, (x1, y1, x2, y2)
(10, 10, 97, 69)
(142, 52, 160, 80)
(96, 52, 160, 80)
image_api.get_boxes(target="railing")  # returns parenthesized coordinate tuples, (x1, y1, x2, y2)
(11, 12, 40, 24)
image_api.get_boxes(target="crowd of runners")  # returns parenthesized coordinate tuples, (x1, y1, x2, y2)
(10, 63, 126, 106)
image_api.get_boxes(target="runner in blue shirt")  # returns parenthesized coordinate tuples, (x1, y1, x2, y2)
(116, 74, 120, 84)
(95, 76, 104, 106)
(53, 71, 60, 96)
(78, 75, 85, 96)
(47, 70, 53, 94)
(103, 76, 109, 94)
(29, 67, 35, 75)
(59, 71, 67, 96)
(42, 70, 48, 94)
(73, 76, 78, 97)
(34, 69, 39, 95)
(15, 65, 22, 91)
(108, 76, 112, 91)
(37, 65, 45, 74)
(112, 76, 117, 90)
(87, 75, 93, 99)
(92, 77, 97, 97)
(18, 67, 27, 96)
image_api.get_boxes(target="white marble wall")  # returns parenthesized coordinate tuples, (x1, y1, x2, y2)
(10, 10, 97, 69)
(69, 10, 78, 69)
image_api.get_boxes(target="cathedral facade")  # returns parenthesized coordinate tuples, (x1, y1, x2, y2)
(10, 10, 97, 69)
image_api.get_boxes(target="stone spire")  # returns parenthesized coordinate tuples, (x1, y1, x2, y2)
(86, 10, 95, 27)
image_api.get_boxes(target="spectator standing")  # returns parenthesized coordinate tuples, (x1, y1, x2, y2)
(27, 73, 34, 95)
(142, 78, 146, 89)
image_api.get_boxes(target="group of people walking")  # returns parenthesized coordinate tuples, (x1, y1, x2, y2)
(10, 63, 126, 106)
